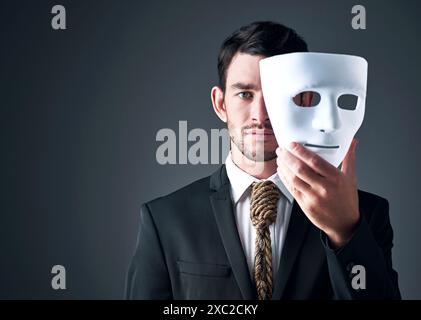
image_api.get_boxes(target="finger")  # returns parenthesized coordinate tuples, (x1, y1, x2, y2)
(277, 155, 312, 194)
(277, 164, 303, 200)
(287, 142, 337, 178)
(341, 138, 358, 178)
(278, 147, 325, 187)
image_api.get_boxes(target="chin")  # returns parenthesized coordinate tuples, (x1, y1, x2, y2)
(244, 147, 277, 162)
(254, 141, 277, 152)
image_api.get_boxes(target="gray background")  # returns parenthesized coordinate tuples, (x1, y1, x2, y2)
(1, 0, 420, 299)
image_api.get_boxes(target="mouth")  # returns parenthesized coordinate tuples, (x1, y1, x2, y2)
(304, 143, 340, 149)
(244, 130, 274, 142)
(246, 130, 274, 135)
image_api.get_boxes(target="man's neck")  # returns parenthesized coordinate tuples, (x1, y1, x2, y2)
(230, 145, 277, 180)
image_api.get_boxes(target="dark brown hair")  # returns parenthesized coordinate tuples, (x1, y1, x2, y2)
(217, 21, 308, 91)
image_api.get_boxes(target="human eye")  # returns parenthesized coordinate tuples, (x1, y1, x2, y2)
(237, 91, 253, 100)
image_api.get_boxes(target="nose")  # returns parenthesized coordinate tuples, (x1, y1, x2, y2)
(251, 95, 270, 124)
(312, 95, 341, 133)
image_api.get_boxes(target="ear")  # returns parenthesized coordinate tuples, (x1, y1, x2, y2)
(211, 86, 227, 123)
(302, 91, 314, 107)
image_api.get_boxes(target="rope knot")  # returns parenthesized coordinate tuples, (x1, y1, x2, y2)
(250, 180, 281, 229)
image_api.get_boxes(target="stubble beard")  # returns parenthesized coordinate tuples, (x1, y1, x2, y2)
(227, 119, 277, 162)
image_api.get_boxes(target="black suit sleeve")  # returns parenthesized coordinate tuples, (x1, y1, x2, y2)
(125, 203, 172, 299)
(321, 197, 401, 299)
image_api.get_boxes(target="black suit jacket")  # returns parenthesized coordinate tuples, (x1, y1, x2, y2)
(126, 165, 401, 299)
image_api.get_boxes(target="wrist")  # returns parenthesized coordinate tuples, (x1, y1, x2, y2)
(326, 216, 360, 249)
(326, 231, 350, 249)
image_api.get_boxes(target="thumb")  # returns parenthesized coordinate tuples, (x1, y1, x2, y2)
(341, 138, 358, 178)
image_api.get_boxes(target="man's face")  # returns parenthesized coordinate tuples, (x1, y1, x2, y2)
(223, 53, 278, 162)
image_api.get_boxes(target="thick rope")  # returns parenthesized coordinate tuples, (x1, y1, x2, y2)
(250, 180, 281, 300)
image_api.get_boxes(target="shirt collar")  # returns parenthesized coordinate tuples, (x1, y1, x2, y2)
(225, 152, 294, 205)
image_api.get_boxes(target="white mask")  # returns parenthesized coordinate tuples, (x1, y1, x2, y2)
(259, 52, 368, 167)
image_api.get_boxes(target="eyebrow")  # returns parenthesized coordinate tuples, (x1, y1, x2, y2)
(230, 82, 259, 91)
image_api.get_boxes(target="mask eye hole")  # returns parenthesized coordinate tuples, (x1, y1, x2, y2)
(337, 94, 358, 110)
(292, 91, 320, 107)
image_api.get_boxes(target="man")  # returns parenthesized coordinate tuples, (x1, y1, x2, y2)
(126, 21, 400, 299)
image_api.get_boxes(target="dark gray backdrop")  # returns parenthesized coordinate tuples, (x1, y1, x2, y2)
(2, 0, 420, 299)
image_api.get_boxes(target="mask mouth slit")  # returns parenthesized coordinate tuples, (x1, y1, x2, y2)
(304, 143, 340, 149)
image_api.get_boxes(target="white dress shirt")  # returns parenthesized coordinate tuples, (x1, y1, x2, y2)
(225, 152, 294, 282)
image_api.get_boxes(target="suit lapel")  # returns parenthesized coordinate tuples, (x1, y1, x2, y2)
(272, 200, 311, 299)
(209, 165, 256, 300)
